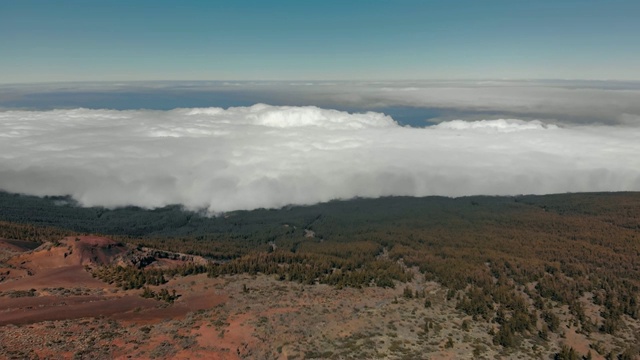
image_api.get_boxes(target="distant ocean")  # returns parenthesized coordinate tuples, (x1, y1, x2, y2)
(0, 87, 455, 127)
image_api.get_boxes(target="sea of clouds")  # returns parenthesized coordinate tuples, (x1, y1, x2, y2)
(4, 80, 640, 126)
(1, 102, 639, 212)
(323, 80, 640, 125)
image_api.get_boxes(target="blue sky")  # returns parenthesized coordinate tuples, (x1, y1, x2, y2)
(1, 0, 639, 83)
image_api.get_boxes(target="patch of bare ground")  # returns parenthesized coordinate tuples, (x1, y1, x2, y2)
(0, 238, 41, 253)
(0, 294, 161, 326)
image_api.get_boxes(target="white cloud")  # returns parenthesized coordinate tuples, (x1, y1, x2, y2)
(3, 80, 640, 126)
(312, 81, 640, 125)
(432, 119, 557, 132)
(1, 104, 639, 212)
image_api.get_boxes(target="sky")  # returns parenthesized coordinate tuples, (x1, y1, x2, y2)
(2, 0, 640, 83)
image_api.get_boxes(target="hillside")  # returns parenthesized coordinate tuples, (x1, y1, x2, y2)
(0, 192, 639, 359)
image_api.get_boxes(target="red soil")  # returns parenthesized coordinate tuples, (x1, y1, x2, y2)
(194, 312, 256, 360)
(0, 264, 107, 291)
(0, 238, 40, 253)
(0, 237, 230, 332)
(0, 295, 159, 326)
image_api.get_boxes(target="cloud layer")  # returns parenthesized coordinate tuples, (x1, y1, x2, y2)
(286, 80, 640, 125)
(1, 104, 639, 212)
(3, 80, 640, 127)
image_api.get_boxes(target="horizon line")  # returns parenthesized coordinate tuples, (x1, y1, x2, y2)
(3, 78, 640, 87)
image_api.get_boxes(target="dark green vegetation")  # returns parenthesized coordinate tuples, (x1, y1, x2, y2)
(1, 191, 640, 355)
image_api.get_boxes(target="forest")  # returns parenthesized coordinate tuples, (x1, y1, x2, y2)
(1, 191, 639, 356)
